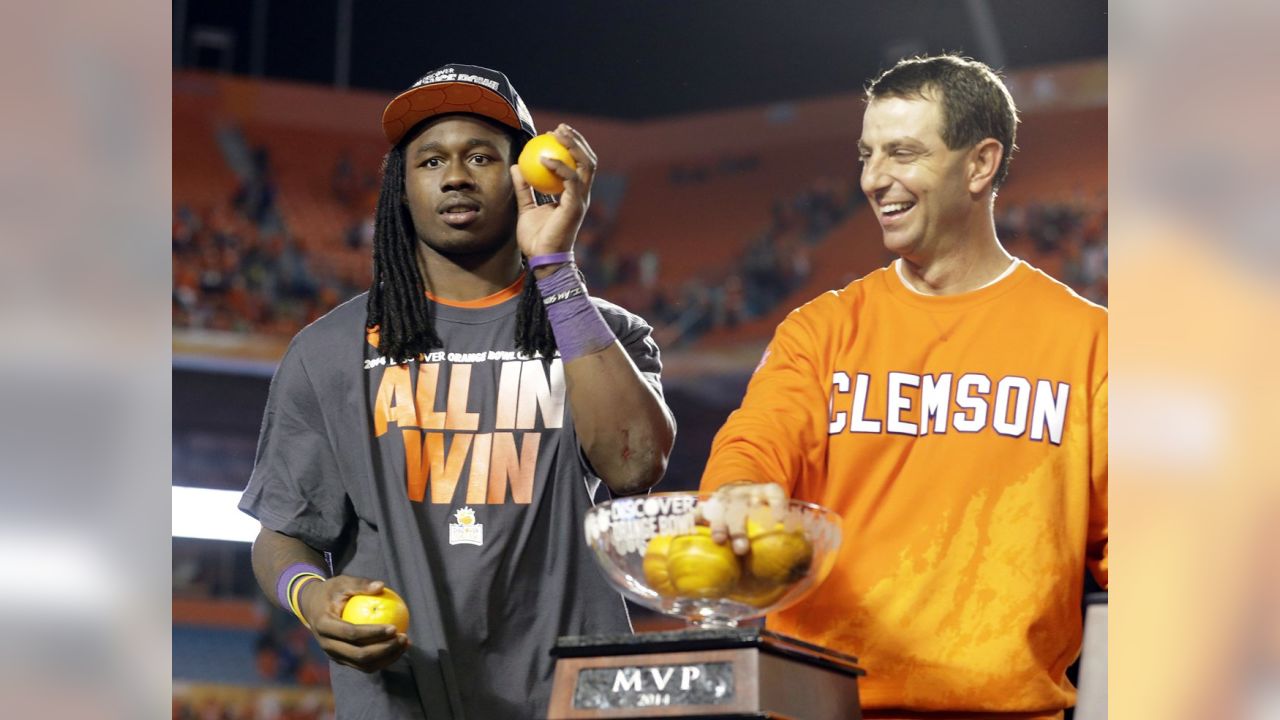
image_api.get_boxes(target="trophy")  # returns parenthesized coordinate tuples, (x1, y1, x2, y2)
(548, 492, 864, 719)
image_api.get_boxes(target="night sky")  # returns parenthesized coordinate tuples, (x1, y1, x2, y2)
(175, 0, 1106, 118)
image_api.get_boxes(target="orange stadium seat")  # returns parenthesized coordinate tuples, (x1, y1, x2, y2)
(172, 90, 240, 213)
(607, 136, 862, 290)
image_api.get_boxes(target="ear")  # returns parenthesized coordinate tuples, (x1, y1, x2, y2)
(967, 138, 1004, 195)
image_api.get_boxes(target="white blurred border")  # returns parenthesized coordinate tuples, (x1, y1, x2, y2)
(1112, 0, 1280, 716)
(0, 1, 172, 718)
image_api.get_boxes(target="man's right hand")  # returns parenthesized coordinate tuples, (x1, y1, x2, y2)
(701, 482, 788, 556)
(296, 575, 410, 673)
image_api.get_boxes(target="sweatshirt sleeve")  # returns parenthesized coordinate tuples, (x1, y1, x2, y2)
(699, 305, 831, 496)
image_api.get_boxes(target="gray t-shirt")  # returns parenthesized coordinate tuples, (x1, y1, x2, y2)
(240, 290, 664, 719)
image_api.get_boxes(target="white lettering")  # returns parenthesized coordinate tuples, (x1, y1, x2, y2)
(828, 371, 850, 434)
(953, 374, 991, 432)
(680, 665, 702, 691)
(993, 376, 1032, 437)
(920, 373, 952, 435)
(637, 693, 671, 707)
(657, 513, 695, 535)
(494, 361, 522, 430)
(456, 73, 500, 91)
(516, 359, 565, 429)
(609, 517, 657, 554)
(1030, 380, 1070, 444)
(849, 373, 882, 433)
(827, 370, 1070, 441)
(613, 669, 643, 693)
(649, 667, 675, 691)
(886, 372, 920, 435)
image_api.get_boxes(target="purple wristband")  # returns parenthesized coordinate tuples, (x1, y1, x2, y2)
(528, 251, 575, 269)
(277, 562, 326, 609)
(536, 264, 616, 362)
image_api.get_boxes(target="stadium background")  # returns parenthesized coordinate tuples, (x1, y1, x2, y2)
(172, 2, 1106, 717)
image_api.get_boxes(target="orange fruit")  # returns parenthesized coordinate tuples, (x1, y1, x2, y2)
(728, 577, 789, 608)
(667, 527, 741, 598)
(746, 520, 813, 585)
(517, 133, 576, 194)
(643, 534, 677, 597)
(341, 587, 410, 633)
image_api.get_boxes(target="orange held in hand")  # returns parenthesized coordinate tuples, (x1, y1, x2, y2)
(341, 587, 410, 633)
(518, 133, 577, 194)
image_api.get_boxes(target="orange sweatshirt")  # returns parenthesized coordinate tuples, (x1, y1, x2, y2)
(701, 260, 1107, 718)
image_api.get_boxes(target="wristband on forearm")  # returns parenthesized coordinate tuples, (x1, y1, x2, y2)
(535, 264, 615, 362)
(528, 251, 574, 269)
(541, 285, 586, 306)
(288, 574, 325, 628)
(277, 563, 326, 625)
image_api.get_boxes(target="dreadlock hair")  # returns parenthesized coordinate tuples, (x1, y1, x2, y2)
(512, 255, 561, 362)
(365, 121, 559, 363)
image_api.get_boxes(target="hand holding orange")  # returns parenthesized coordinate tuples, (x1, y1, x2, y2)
(341, 587, 410, 633)
(518, 133, 577, 194)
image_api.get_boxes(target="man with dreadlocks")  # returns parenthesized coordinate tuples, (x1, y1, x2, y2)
(239, 64, 676, 719)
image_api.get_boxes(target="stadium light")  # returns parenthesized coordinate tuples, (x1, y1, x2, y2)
(172, 486, 258, 543)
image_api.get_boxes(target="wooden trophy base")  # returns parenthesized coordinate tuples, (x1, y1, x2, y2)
(547, 626, 864, 719)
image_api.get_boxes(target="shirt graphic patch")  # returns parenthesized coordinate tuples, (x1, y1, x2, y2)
(449, 506, 484, 546)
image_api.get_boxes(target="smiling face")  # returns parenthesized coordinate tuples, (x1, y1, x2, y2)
(858, 92, 982, 260)
(402, 114, 519, 259)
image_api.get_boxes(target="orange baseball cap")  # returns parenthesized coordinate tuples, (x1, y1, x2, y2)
(381, 63, 537, 146)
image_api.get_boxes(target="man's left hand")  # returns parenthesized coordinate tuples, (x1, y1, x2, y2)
(512, 124, 597, 270)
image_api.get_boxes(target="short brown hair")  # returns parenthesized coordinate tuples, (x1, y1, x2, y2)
(867, 54, 1019, 188)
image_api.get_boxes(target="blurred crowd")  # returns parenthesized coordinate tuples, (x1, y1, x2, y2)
(173, 686, 334, 720)
(997, 194, 1108, 306)
(174, 149, 1106, 347)
(628, 176, 863, 345)
(172, 144, 369, 337)
(172, 200, 364, 336)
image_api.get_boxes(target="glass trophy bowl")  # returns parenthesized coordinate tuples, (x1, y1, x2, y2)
(583, 491, 843, 628)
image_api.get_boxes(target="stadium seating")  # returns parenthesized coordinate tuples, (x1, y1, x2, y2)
(173, 72, 1106, 355)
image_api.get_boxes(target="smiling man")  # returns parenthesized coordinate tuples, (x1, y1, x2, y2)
(239, 63, 675, 718)
(700, 55, 1107, 718)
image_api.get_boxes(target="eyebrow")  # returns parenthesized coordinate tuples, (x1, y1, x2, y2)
(858, 137, 926, 152)
(414, 138, 502, 156)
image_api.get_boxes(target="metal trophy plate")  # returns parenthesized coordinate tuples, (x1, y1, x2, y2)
(549, 627, 863, 719)
(549, 492, 863, 720)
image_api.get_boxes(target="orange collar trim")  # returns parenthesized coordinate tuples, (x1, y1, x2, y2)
(426, 274, 525, 308)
